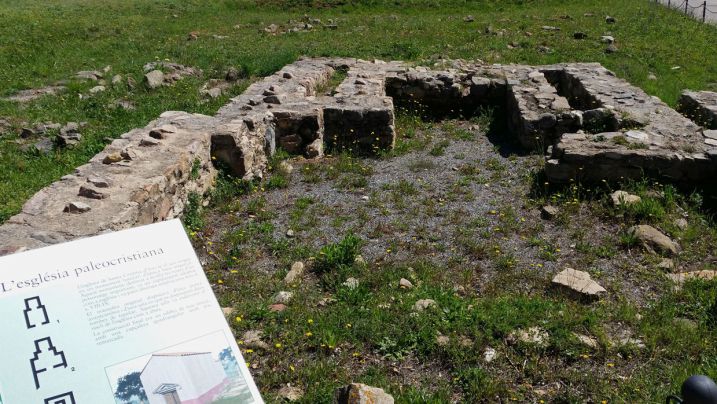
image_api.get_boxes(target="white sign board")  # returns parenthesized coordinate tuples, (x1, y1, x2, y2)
(0, 219, 263, 404)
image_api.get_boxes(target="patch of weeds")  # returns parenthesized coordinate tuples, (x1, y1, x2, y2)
(455, 367, 499, 397)
(301, 163, 322, 183)
(529, 237, 559, 261)
(429, 140, 450, 156)
(495, 252, 517, 270)
(619, 229, 640, 249)
(313, 233, 362, 289)
(183, 192, 204, 231)
(486, 157, 506, 172)
(314, 234, 362, 272)
(611, 136, 629, 146)
(337, 174, 368, 190)
(190, 158, 201, 180)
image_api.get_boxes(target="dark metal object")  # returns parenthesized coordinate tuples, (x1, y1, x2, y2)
(703, 1, 707, 21)
(666, 375, 717, 404)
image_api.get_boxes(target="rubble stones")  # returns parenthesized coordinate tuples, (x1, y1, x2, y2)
(611, 190, 641, 206)
(668, 270, 717, 284)
(278, 385, 304, 401)
(242, 330, 269, 350)
(413, 299, 437, 312)
(334, 383, 395, 404)
(629, 225, 680, 255)
(541, 205, 559, 219)
(552, 268, 607, 299)
(144, 70, 165, 89)
(4, 85, 66, 102)
(274, 290, 294, 304)
(508, 327, 549, 346)
(399, 278, 413, 289)
(75, 70, 103, 81)
(284, 261, 305, 284)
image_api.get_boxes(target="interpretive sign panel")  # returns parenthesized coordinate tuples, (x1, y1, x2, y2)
(0, 219, 263, 404)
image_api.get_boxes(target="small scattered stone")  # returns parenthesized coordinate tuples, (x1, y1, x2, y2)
(508, 327, 549, 346)
(611, 190, 641, 206)
(573, 333, 598, 349)
(111, 75, 123, 86)
(242, 330, 269, 350)
(668, 270, 717, 284)
(343, 277, 360, 290)
(269, 303, 287, 312)
(542, 26, 560, 31)
(273, 291, 293, 304)
(675, 218, 688, 230)
(78, 185, 107, 200)
(278, 385, 304, 401)
(413, 299, 437, 312)
(334, 383, 394, 404)
(436, 335, 450, 346)
(286, 229, 295, 238)
(354, 255, 366, 266)
(226, 67, 240, 82)
(278, 161, 293, 175)
(483, 347, 497, 362)
(144, 70, 165, 89)
(139, 137, 160, 147)
(628, 224, 680, 256)
(399, 278, 413, 289)
(606, 15, 616, 24)
(601, 35, 615, 44)
(75, 70, 103, 82)
(647, 73, 657, 81)
(63, 201, 91, 213)
(657, 258, 675, 271)
(552, 268, 607, 299)
(541, 205, 559, 220)
(605, 44, 618, 54)
(284, 261, 305, 284)
(21, 127, 37, 138)
(89, 85, 105, 94)
(317, 297, 337, 307)
(464, 15, 475, 22)
(573, 32, 587, 39)
(127, 77, 137, 90)
(30, 138, 54, 154)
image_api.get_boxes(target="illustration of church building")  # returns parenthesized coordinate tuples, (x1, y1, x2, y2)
(139, 352, 229, 404)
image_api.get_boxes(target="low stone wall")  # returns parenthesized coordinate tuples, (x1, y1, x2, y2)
(678, 90, 717, 130)
(3, 57, 717, 254)
(0, 111, 217, 255)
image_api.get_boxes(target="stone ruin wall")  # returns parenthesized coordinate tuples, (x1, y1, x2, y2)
(2, 57, 717, 255)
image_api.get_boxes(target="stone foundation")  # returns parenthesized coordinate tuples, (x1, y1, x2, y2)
(2, 57, 716, 254)
(678, 90, 717, 130)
